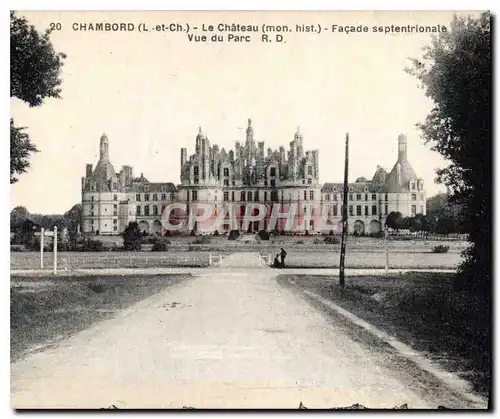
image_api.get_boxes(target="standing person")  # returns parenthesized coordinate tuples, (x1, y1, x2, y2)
(280, 247, 287, 267)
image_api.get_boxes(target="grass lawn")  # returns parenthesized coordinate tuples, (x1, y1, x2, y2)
(10, 274, 189, 362)
(281, 273, 490, 398)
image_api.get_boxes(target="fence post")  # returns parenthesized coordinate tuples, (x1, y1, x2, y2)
(40, 227, 44, 269)
(53, 226, 58, 275)
(268, 254, 272, 266)
(209, 253, 212, 266)
(219, 254, 222, 264)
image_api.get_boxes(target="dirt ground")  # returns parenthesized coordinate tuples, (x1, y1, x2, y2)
(10, 274, 189, 362)
(278, 273, 491, 399)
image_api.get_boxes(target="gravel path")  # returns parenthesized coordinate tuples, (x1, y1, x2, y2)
(11, 253, 482, 409)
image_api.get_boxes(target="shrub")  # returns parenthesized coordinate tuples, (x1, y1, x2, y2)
(151, 239, 170, 252)
(214, 230, 220, 236)
(228, 230, 240, 241)
(190, 230, 196, 236)
(304, 230, 310, 236)
(193, 236, 210, 244)
(10, 244, 26, 252)
(313, 238, 322, 244)
(329, 230, 334, 236)
(296, 240, 305, 244)
(258, 230, 270, 240)
(432, 245, 450, 253)
(324, 235, 341, 244)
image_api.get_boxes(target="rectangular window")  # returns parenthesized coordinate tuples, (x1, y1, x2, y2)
(307, 166, 313, 175)
(304, 191, 307, 200)
(411, 205, 417, 217)
(91, 196, 95, 201)
(136, 206, 141, 216)
(192, 191, 198, 201)
(349, 205, 354, 216)
(91, 204, 94, 210)
(333, 205, 338, 216)
(411, 193, 417, 201)
(385, 204, 388, 215)
(113, 194, 117, 201)
(153, 193, 158, 201)
(223, 167, 229, 177)
(153, 205, 158, 216)
(325, 194, 330, 201)
(356, 205, 362, 216)
(240, 191, 245, 201)
(420, 205, 424, 214)
(308, 179, 312, 184)
(309, 191, 314, 200)
(145, 193, 150, 201)
(365, 193, 368, 201)
(223, 191, 229, 201)
(372, 205, 377, 215)
(264, 191, 267, 201)
(161, 193, 167, 200)
(365, 206, 369, 216)
(224, 179, 229, 186)
(145, 206, 150, 216)
(113, 226, 117, 232)
(136, 194, 141, 201)
(356, 194, 362, 201)
(113, 219, 117, 225)
(385, 193, 388, 201)
(372, 194, 377, 200)
(113, 211, 118, 216)
(161, 204, 166, 213)
(194, 166, 199, 176)
(270, 167, 276, 177)
(333, 194, 338, 201)
(349, 194, 353, 201)
(270, 179, 276, 187)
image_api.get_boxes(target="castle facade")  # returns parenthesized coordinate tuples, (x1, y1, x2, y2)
(81, 119, 426, 236)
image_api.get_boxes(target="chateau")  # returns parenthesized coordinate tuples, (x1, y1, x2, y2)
(81, 119, 427, 236)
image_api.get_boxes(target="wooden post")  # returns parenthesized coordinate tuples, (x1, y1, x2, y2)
(53, 226, 58, 275)
(209, 253, 212, 266)
(219, 254, 222, 264)
(269, 254, 272, 266)
(40, 228, 45, 269)
(384, 225, 389, 273)
(339, 134, 349, 290)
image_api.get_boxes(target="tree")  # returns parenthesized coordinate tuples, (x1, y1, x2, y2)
(10, 120, 38, 184)
(122, 221, 142, 251)
(385, 211, 403, 231)
(10, 205, 29, 227)
(407, 12, 491, 293)
(10, 11, 66, 183)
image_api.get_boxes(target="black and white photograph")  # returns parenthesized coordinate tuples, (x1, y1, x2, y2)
(9, 8, 492, 410)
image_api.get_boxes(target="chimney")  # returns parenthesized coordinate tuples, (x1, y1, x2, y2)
(181, 147, 187, 168)
(86, 164, 93, 178)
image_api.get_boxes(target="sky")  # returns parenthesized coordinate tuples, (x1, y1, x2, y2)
(10, 10, 480, 215)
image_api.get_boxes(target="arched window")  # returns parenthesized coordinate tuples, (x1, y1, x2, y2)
(247, 191, 252, 201)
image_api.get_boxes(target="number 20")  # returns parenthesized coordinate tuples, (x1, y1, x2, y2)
(50, 22, 62, 31)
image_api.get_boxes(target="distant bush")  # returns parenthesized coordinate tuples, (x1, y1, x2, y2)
(313, 238, 322, 244)
(304, 230, 310, 236)
(82, 239, 105, 252)
(432, 245, 450, 254)
(193, 236, 210, 244)
(324, 236, 341, 244)
(258, 230, 270, 240)
(228, 230, 240, 241)
(213, 230, 220, 236)
(296, 240, 305, 244)
(190, 230, 196, 236)
(151, 239, 170, 252)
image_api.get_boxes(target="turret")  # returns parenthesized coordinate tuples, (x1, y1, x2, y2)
(398, 134, 407, 162)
